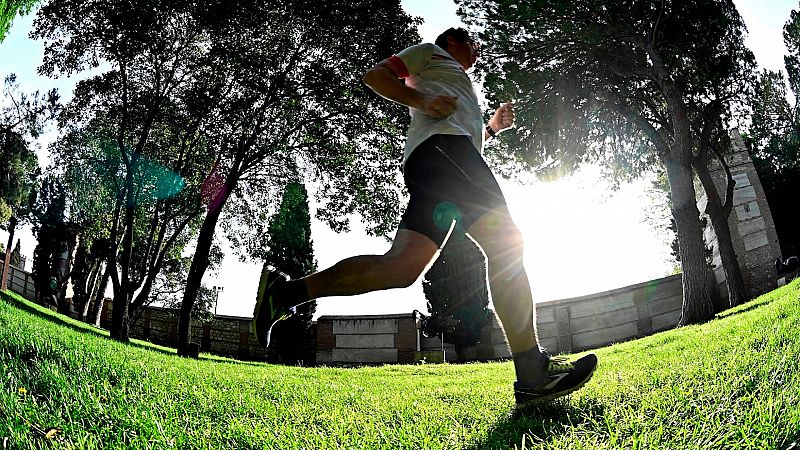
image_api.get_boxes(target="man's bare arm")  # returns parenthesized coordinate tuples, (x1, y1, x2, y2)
(363, 59, 458, 119)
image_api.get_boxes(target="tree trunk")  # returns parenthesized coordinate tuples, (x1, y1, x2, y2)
(110, 159, 138, 342)
(80, 263, 101, 321)
(177, 211, 220, 354)
(663, 157, 715, 325)
(90, 262, 110, 327)
(694, 161, 749, 308)
(110, 216, 134, 340)
(647, 46, 715, 325)
(1, 216, 18, 291)
(110, 288, 132, 340)
(177, 169, 238, 355)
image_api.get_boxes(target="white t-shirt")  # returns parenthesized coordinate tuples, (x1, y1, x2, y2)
(388, 43, 484, 166)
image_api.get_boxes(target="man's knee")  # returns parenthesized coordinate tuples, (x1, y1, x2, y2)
(382, 229, 439, 288)
(382, 253, 429, 288)
(473, 220, 525, 259)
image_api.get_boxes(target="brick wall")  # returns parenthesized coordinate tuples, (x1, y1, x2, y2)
(100, 299, 271, 361)
(315, 314, 408, 365)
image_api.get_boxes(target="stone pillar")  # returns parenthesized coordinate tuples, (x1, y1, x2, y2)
(704, 130, 782, 299)
(237, 320, 251, 360)
(556, 306, 572, 353)
(315, 319, 334, 364)
(634, 289, 653, 336)
(142, 309, 152, 341)
(396, 315, 417, 364)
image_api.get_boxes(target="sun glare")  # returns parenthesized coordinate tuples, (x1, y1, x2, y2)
(503, 167, 673, 303)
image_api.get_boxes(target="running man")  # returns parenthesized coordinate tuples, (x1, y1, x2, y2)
(253, 27, 597, 404)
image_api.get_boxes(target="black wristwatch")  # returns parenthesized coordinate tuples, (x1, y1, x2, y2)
(485, 124, 496, 138)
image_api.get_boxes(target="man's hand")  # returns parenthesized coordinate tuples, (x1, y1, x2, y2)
(488, 102, 515, 134)
(420, 95, 459, 119)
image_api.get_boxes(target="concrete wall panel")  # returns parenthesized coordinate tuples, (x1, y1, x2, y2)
(333, 318, 398, 334)
(336, 333, 394, 349)
(332, 348, 397, 364)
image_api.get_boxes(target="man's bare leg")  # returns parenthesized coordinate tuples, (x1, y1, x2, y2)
(302, 228, 440, 299)
(466, 206, 546, 383)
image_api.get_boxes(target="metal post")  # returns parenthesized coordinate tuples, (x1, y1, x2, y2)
(212, 286, 224, 316)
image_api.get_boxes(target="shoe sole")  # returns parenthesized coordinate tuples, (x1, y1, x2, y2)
(514, 360, 597, 405)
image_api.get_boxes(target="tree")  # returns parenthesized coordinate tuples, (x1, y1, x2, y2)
(35, 0, 217, 340)
(176, 0, 421, 353)
(0, 0, 37, 41)
(457, 0, 755, 324)
(153, 254, 220, 327)
(261, 182, 317, 364)
(1, 74, 57, 291)
(29, 176, 69, 304)
(10, 238, 21, 266)
(691, 124, 750, 307)
(422, 231, 490, 362)
(745, 7, 800, 260)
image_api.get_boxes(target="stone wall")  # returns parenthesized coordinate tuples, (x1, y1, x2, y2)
(0, 262, 36, 300)
(3, 259, 687, 363)
(100, 299, 270, 361)
(315, 311, 512, 365)
(535, 274, 685, 354)
(314, 274, 686, 364)
(315, 314, 416, 365)
(418, 311, 511, 363)
(700, 130, 783, 300)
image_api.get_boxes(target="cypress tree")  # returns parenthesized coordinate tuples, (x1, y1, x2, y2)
(263, 182, 317, 364)
(422, 231, 490, 362)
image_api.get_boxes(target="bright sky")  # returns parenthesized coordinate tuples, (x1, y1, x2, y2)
(0, 0, 795, 320)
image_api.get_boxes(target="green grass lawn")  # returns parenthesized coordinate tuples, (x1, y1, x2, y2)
(2, 280, 799, 449)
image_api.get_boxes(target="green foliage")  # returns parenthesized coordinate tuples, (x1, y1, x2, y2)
(457, 0, 754, 179)
(745, 7, 800, 258)
(263, 182, 317, 364)
(2, 279, 800, 448)
(422, 231, 490, 361)
(263, 182, 317, 278)
(0, 128, 37, 226)
(10, 238, 20, 264)
(0, 0, 37, 41)
(35, 0, 219, 337)
(208, 0, 421, 241)
(0, 75, 54, 229)
(642, 167, 679, 273)
(0, 199, 10, 225)
(154, 253, 220, 324)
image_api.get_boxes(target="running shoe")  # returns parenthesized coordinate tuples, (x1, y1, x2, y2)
(251, 268, 296, 347)
(514, 352, 598, 404)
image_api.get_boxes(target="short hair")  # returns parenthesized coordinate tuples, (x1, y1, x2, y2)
(435, 27, 472, 51)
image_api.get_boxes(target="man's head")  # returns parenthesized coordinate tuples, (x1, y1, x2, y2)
(435, 27, 479, 70)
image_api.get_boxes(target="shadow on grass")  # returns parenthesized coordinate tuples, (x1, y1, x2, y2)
(717, 278, 800, 321)
(466, 398, 606, 450)
(715, 296, 780, 321)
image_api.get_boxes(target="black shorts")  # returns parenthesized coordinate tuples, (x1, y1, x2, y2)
(398, 134, 508, 246)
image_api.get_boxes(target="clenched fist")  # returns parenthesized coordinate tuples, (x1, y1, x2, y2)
(488, 102, 515, 134)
